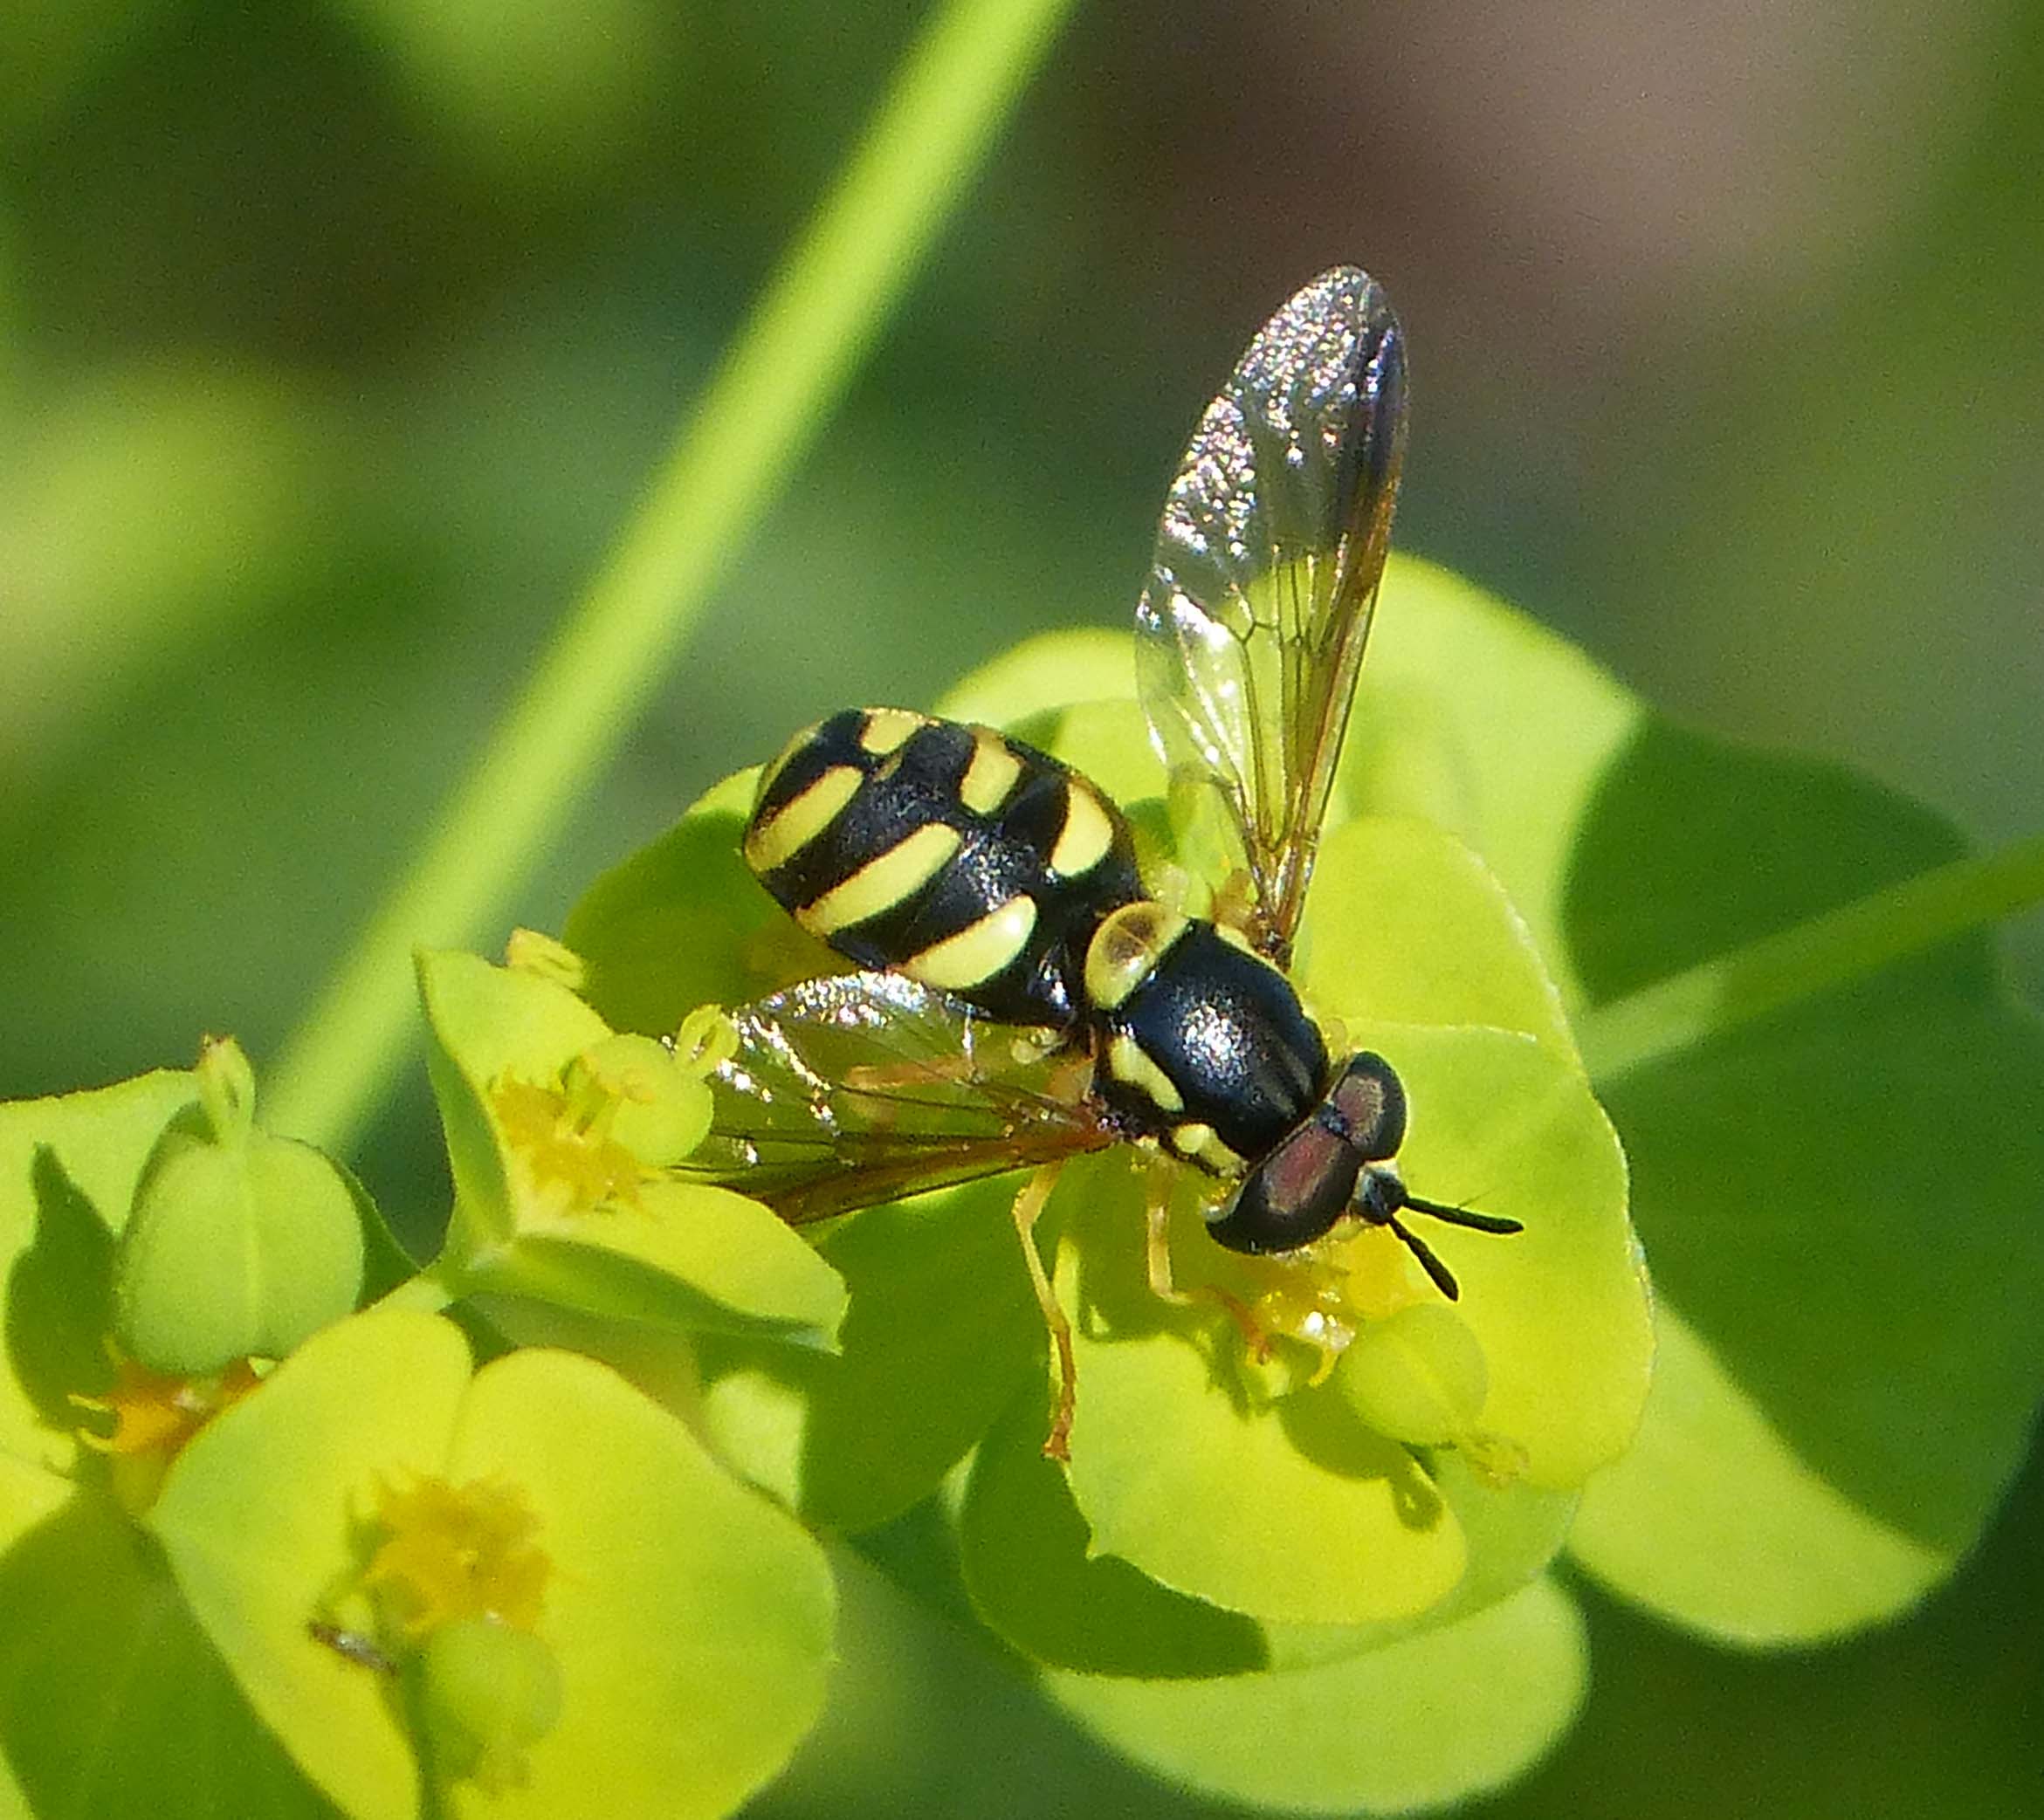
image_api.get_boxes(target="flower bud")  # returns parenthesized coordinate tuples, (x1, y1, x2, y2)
(114, 1038, 364, 1374)
(420, 1616, 563, 1792)
(1334, 1302, 1489, 1447)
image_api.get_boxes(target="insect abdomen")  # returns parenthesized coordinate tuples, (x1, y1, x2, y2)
(745, 708, 1144, 1028)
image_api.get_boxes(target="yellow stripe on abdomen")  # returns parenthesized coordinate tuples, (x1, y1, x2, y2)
(903, 893, 1039, 992)
(744, 764, 864, 872)
(797, 821, 962, 935)
(959, 731, 1024, 815)
(1107, 1032, 1185, 1115)
(1049, 780, 1115, 876)
(858, 707, 927, 755)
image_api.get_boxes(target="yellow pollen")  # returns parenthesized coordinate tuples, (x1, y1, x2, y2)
(72, 1356, 262, 1459)
(363, 1474, 551, 1638)
(492, 1075, 646, 1217)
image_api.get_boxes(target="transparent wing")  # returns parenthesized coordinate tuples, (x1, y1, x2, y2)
(1134, 267, 1407, 963)
(683, 971, 1117, 1224)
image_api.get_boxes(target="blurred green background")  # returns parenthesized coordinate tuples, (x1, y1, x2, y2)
(2, 1, 2037, 1814)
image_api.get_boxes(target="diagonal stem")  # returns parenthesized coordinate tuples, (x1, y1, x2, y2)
(267, 0, 1080, 1151)
(1579, 829, 2044, 1082)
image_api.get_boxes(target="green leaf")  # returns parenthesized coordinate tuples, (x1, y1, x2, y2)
(417, 947, 611, 1247)
(697, 1176, 1041, 1532)
(0, 1069, 383, 1817)
(1559, 723, 2044, 1641)
(1043, 1575, 1587, 1814)
(1342, 555, 1641, 1007)
(1345, 560, 2044, 1644)
(439, 1348, 836, 1820)
(342, 1156, 424, 1303)
(1042, 814, 1642, 1627)
(1565, 1307, 1947, 1644)
(1342, 1024, 1646, 1493)
(1, 1070, 197, 1476)
(465, 1179, 847, 1350)
(1054, 1155, 1469, 1629)
(0, 1488, 334, 1820)
(933, 627, 1131, 728)
(962, 1384, 1581, 1680)
(1299, 816, 1577, 1061)
(1266, 1449, 1582, 1666)
(1048, 1046, 1628, 1625)
(958, 1384, 1271, 1678)
(566, 773, 840, 1038)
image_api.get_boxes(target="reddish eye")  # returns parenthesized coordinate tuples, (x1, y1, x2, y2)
(1329, 1053, 1407, 1159)
(1263, 1123, 1347, 1212)
(1206, 1119, 1361, 1255)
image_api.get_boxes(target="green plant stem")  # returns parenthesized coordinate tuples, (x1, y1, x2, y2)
(1579, 829, 2044, 1082)
(266, 0, 1078, 1152)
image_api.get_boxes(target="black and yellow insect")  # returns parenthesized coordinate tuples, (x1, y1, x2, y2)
(694, 268, 1520, 1454)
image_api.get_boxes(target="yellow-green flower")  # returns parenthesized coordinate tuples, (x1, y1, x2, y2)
(418, 945, 846, 1351)
(362, 1473, 552, 1638)
(147, 1310, 836, 1819)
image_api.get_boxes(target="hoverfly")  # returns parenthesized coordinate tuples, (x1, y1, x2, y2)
(692, 269, 1520, 1457)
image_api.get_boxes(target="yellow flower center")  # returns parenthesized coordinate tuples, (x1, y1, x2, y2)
(490, 1016, 730, 1219)
(362, 1474, 551, 1639)
(1242, 1222, 1434, 1383)
(492, 1075, 647, 1217)
(72, 1356, 258, 1457)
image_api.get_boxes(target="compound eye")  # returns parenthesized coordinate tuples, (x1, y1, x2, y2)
(1329, 1053, 1407, 1159)
(1205, 1120, 1360, 1255)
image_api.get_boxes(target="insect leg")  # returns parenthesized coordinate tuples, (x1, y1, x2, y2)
(1144, 1152, 1272, 1360)
(1144, 1151, 1189, 1302)
(1009, 1161, 1077, 1461)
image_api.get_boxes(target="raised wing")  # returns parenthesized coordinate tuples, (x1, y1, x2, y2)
(1134, 267, 1407, 963)
(684, 970, 1117, 1223)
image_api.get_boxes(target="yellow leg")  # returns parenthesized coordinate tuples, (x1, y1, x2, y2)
(1146, 1156, 1270, 1360)
(1145, 1153, 1192, 1303)
(1011, 1162, 1077, 1461)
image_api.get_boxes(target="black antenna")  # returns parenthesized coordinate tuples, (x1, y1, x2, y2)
(1402, 1194, 1524, 1237)
(1387, 1216, 1461, 1301)
(1356, 1165, 1523, 1301)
